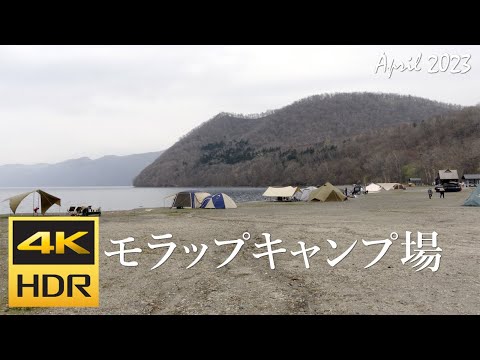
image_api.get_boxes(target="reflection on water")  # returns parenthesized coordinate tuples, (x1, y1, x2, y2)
(0, 186, 266, 214)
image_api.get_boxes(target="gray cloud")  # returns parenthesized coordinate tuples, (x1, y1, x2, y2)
(0, 45, 478, 164)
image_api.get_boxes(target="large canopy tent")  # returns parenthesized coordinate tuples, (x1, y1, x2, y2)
(3, 189, 61, 215)
(463, 186, 480, 207)
(262, 186, 301, 201)
(308, 182, 347, 202)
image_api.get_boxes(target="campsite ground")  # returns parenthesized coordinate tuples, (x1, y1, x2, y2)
(0, 187, 479, 314)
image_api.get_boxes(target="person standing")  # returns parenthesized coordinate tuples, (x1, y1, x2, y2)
(428, 188, 433, 199)
(439, 187, 445, 198)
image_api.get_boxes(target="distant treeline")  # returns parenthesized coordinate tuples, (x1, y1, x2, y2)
(134, 92, 476, 187)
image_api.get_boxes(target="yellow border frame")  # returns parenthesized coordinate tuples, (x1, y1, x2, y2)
(8, 216, 99, 307)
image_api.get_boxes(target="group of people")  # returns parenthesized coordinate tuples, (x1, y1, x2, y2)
(344, 186, 365, 197)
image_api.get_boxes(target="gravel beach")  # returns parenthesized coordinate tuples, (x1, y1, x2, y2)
(1, 187, 479, 314)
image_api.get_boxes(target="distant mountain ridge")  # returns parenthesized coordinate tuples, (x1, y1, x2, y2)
(134, 92, 464, 187)
(0, 151, 163, 186)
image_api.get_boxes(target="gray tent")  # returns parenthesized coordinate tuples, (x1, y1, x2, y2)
(463, 186, 480, 207)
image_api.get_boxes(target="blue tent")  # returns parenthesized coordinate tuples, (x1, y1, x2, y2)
(200, 193, 237, 209)
(463, 186, 480, 207)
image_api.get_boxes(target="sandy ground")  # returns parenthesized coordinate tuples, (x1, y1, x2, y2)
(1, 187, 479, 315)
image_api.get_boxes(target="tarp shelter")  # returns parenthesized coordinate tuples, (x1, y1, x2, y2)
(200, 193, 237, 209)
(365, 183, 382, 193)
(299, 186, 318, 201)
(263, 186, 301, 201)
(308, 182, 347, 202)
(171, 191, 211, 208)
(3, 189, 61, 214)
(377, 183, 404, 191)
(463, 186, 480, 206)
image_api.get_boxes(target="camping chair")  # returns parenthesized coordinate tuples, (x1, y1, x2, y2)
(67, 206, 76, 216)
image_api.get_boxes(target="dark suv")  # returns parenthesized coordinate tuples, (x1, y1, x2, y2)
(435, 182, 462, 192)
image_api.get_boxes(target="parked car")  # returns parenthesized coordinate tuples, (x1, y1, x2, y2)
(435, 182, 462, 192)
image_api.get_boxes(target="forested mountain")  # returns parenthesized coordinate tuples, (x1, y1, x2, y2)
(134, 93, 472, 187)
(0, 151, 163, 186)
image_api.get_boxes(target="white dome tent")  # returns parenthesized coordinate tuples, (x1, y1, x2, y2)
(200, 193, 237, 209)
(365, 183, 382, 193)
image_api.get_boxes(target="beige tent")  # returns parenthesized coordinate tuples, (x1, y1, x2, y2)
(308, 182, 347, 202)
(263, 186, 301, 200)
(3, 189, 61, 214)
(377, 183, 405, 191)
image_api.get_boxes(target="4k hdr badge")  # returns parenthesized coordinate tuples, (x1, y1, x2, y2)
(9, 217, 99, 307)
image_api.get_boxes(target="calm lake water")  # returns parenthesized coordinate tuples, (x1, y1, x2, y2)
(0, 187, 266, 215)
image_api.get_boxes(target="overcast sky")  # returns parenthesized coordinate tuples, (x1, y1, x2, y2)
(1, 45, 478, 165)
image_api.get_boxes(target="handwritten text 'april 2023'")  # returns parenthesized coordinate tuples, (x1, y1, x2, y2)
(375, 52, 471, 78)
